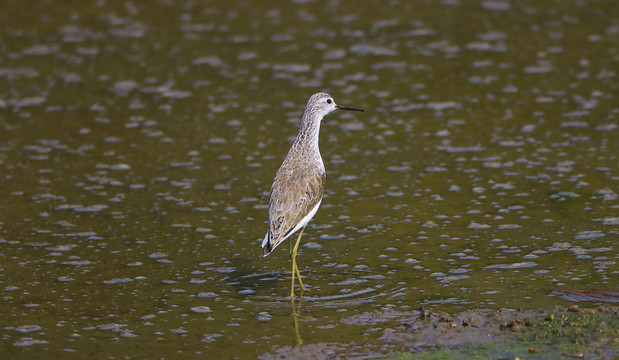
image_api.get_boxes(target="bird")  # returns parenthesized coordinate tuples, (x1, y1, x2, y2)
(261, 92, 363, 299)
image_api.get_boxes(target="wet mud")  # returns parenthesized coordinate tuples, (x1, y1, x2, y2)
(260, 304, 618, 359)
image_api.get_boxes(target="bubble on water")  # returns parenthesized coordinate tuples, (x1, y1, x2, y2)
(561, 121, 588, 128)
(361, 275, 385, 280)
(197, 292, 217, 298)
(484, 161, 502, 168)
(422, 221, 437, 228)
(438, 275, 470, 282)
(468, 222, 490, 229)
(61, 260, 92, 266)
(498, 224, 521, 229)
(255, 312, 272, 321)
(574, 231, 604, 240)
(214, 267, 236, 274)
(202, 334, 222, 343)
(323, 49, 345, 60)
(438, 145, 485, 153)
(524, 65, 553, 74)
(349, 44, 398, 56)
(595, 124, 618, 131)
(425, 166, 447, 173)
(340, 121, 364, 131)
(191, 306, 213, 314)
(97, 323, 127, 331)
(103, 278, 134, 284)
(386, 165, 411, 172)
(170, 327, 187, 334)
(55, 221, 75, 228)
(161, 89, 192, 99)
(319, 234, 345, 240)
(47, 244, 77, 251)
(595, 188, 617, 201)
(64, 232, 98, 237)
(448, 268, 471, 274)
(14, 337, 49, 347)
(110, 163, 130, 170)
(55, 204, 108, 213)
(427, 101, 459, 111)
(587, 247, 612, 253)
(14, 325, 42, 333)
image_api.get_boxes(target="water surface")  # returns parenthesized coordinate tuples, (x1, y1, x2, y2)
(0, 0, 617, 358)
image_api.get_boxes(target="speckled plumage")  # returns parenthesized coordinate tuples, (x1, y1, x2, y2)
(261, 158, 326, 256)
(260, 92, 362, 297)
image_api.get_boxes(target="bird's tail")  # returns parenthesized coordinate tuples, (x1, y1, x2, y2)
(260, 232, 273, 257)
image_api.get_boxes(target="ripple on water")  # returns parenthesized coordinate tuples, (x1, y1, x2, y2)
(255, 312, 271, 321)
(14, 325, 43, 333)
(97, 323, 127, 331)
(55, 204, 109, 212)
(1, 1, 618, 358)
(13, 338, 49, 347)
(197, 292, 217, 298)
(483, 262, 537, 270)
(103, 278, 134, 284)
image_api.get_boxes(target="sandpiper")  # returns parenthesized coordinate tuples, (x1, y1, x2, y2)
(261, 92, 363, 298)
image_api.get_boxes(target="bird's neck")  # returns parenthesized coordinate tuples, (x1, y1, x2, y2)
(293, 111, 322, 155)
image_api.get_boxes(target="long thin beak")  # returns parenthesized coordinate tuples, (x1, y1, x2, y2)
(336, 105, 364, 112)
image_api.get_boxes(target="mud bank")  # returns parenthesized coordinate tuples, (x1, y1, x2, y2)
(259, 305, 618, 359)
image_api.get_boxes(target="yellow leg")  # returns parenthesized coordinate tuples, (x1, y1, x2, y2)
(289, 228, 305, 299)
(292, 231, 304, 290)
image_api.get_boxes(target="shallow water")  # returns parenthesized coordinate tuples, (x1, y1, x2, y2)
(0, 0, 617, 358)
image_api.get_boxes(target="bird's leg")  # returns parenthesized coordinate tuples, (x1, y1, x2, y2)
(292, 229, 305, 290)
(289, 228, 305, 299)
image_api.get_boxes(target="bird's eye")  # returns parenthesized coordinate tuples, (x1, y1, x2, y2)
(326, 99, 332, 104)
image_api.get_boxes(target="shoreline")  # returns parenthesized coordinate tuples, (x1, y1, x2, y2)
(260, 304, 618, 359)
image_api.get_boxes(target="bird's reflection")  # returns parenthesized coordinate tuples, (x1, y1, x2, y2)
(291, 297, 303, 345)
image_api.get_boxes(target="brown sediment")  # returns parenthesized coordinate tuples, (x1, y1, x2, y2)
(259, 305, 618, 359)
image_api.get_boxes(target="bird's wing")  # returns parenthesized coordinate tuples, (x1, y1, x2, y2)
(262, 161, 325, 256)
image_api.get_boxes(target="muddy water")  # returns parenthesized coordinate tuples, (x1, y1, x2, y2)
(0, 0, 617, 358)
